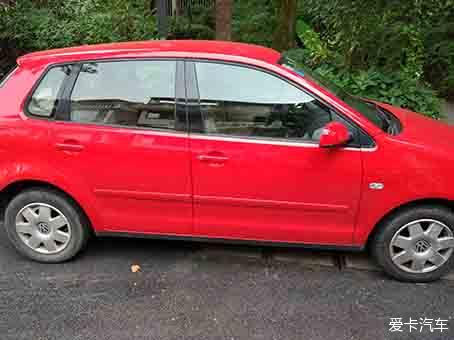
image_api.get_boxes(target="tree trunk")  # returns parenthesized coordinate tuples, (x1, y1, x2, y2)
(272, 0, 297, 51)
(216, 0, 233, 41)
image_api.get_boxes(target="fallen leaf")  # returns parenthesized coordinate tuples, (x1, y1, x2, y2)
(131, 264, 141, 273)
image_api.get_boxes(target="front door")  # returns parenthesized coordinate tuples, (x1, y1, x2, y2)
(187, 61, 363, 245)
(50, 59, 192, 235)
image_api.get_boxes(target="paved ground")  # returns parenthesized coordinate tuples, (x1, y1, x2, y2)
(1, 230, 454, 340)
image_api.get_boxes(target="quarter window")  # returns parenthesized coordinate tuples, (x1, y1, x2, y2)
(69, 60, 179, 130)
(28, 66, 71, 117)
(193, 62, 332, 141)
(0, 66, 17, 88)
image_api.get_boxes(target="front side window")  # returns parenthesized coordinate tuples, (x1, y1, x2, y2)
(69, 60, 178, 130)
(28, 66, 71, 117)
(193, 62, 332, 141)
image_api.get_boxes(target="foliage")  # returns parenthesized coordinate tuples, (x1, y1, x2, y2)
(168, 3, 215, 40)
(424, 22, 454, 99)
(297, 0, 454, 102)
(0, 0, 157, 51)
(231, 0, 277, 47)
(295, 19, 331, 66)
(285, 48, 441, 118)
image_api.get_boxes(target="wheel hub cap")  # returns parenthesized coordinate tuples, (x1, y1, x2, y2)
(15, 203, 72, 255)
(37, 222, 51, 235)
(389, 219, 454, 274)
(414, 239, 431, 253)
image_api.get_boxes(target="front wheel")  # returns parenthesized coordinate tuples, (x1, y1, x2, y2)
(4, 188, 90, 263)
(372, 206, 454, 282)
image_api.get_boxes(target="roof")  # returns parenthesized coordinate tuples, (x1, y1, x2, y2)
(17, 40, 282, 67)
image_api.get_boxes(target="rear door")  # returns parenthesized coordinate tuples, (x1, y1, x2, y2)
(187, 60, 363, 245)
(47, 59, 193, 235)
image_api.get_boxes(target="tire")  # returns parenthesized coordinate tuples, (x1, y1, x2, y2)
(4, 188, 90, 263)
(371, 205, 454, 282)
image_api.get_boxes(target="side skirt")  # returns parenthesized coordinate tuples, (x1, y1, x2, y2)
(95, 231, 364, 252)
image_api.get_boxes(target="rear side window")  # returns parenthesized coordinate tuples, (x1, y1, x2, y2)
(69, 60, 178, 130)
(28, 66, 71, 117)
(0, 66, 17, 88)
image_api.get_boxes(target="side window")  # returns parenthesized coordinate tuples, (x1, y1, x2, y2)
(193, 62, 332, 141)
(0, 66, 17, 88)
(28, 66, 71, 117)
(69, 60, 178, 130)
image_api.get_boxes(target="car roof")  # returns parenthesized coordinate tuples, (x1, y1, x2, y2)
(17, 40, 282, 67)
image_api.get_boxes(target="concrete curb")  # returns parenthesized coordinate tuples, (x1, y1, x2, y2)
(272, 250, 339, 268)
(344, 253, 380, 272)
(196, 245, 454, 281)
(196, 245, 263, 262)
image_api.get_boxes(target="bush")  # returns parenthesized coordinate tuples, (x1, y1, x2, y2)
(232, 0, 277, 46)
(0, 0, 157, 51)
(284, 49, 442, 118)
(167, 4, 215, 40)
(297, 0, 453, 103)
(424, 23, 454, 100)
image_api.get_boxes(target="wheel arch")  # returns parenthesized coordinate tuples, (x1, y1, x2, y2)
(0, 179, 94, 232)
(365, 197, 454, 249)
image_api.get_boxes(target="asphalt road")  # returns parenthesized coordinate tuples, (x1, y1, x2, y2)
(1, 230, 453, 340)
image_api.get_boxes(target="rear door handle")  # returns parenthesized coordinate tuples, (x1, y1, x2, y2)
(197, 155, 229, 162)
(197, 154, 229, 162)
(55, 141, 85, 152)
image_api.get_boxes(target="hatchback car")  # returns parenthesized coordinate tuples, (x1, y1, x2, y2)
(1, 40, 453, 282)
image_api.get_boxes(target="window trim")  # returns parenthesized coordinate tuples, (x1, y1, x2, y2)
(186, 58, 375, 149)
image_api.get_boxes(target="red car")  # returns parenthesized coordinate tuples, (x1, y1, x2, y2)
(1, 40, 453, 282)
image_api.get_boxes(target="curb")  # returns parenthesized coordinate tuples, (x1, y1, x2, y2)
(196, 245, 263, 262)
(271, 250, 339, 268)
(344, 253, 380, 272)
(197, 246, 454, 281)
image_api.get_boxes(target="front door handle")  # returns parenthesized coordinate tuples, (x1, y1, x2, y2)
(55, 141, 85, 152)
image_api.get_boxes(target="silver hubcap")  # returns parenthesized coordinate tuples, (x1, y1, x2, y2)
(15, 203, 71, 254)
(390, 219, 454, 274)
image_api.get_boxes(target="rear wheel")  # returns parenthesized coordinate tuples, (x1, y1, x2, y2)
(4, 188, 89, 263)
(372, 206, 454, 282)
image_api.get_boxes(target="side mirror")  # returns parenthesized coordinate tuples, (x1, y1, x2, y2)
(319, 122, 351, 148)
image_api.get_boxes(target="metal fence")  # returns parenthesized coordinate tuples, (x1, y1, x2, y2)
(178, 0, 214, 14)
(157, 0, 214, 36)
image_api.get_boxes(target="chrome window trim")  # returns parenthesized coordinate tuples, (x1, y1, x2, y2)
(188, 132, 377, 151)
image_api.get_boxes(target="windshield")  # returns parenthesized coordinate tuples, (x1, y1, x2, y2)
(280, 57, 400, 134)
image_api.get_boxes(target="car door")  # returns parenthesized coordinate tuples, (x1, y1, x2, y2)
(187, 60, 363, 245)
(49, 59, 193, 235)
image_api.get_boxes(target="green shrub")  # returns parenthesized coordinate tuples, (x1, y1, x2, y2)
(297, 0, 453, 102)
(0, 0, 157, 52)
(167, 4, 215, 40)
(232, 0, 277, 46)
(424, 23, 454, 100)
(284, 49, 442, 118)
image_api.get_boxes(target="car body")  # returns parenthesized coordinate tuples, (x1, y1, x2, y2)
(1, 40, 454, 282)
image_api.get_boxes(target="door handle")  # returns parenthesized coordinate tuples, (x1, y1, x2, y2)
(55, 141, 85, 152)
(197, 154, 229, 162)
